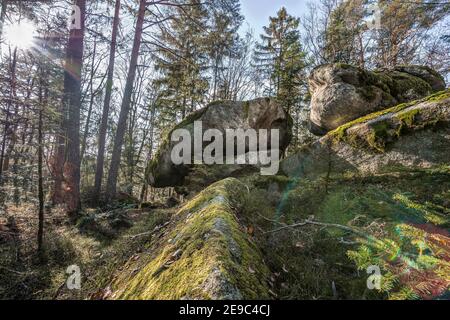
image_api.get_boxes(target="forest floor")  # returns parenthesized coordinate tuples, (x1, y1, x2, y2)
(0, 166, 449, 300)
(0, 197, 175, 299)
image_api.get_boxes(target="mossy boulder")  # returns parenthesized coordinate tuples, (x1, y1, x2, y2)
(147, 98, 293, 188)
(309, 63, 446, 135)
(282, 90, 450, 180)
(109, 178, 271, 300)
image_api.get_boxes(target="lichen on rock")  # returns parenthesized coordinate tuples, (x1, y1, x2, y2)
(329, 89, 450, 152)
(309, 63, 446, 135)
(281, 89, 450, 181)
(147, 98, 293, 188)
(110, 178, 270, 300)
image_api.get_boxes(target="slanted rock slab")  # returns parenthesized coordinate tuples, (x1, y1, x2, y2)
(282, 90, 450, 180)
(309, 63, 446, 135)
(110, 178, 271, 300)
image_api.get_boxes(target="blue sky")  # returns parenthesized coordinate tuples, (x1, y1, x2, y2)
(240, 0, 309, 35)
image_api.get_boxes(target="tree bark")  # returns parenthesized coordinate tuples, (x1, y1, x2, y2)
(139, 103, 156, 204)
(105, 0, 145, 200)
(0, 0, 7, 51)
(37, 74, 45, 253)
(0, 47, 17, 186)
(62, 0, 86, 216)
(80, 37, 98, 161)
(93, 0, 121, 202)
(51, 121, 65, 205)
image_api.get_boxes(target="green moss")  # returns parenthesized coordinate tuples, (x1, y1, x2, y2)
(368, 122, 390, 152)
(336, 63, 353, 69)
(111, 178, 270, 300)
(396, 108, 420, 127)
(250, 175, 295, 190)
(146, 107, 208, 178)
(100, 167, 449, 301)
(373, 72, 395, 94)
(357, 85, 377, 101)
(329, 89, 450, 151)
(274, 170, 450, 300)
(390, 71, 433, 98)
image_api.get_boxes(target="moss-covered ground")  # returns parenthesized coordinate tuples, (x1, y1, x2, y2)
(238, 166, 450, 300)
(0, 200, 172, 300)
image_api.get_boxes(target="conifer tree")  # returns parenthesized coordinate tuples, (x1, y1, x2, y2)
(153, 0, 209, 121)
(205, 0, 243, 101)
(253, 7, 308, 114)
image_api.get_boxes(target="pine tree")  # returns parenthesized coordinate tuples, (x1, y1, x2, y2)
(324, 0, 366, 67)
(62, 0, 86, 216)
(253, 7, 308, 114)
(153, 0, 209, 121)
(375, 0, 450, 68)
(205, 0, 243, 101)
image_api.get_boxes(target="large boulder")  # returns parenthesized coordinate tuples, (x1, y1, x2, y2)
(309, 63, 446, 135)
(148, 98, 293, 188)
(282, 90, 450, 180)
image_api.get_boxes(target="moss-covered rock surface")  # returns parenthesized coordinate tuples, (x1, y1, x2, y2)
(282, 89, 450, 180)
(309, 64, 446, 134)
(89, 165, 448, 300)
(109, 178, 271, 300)
(147, 98, 292, 189)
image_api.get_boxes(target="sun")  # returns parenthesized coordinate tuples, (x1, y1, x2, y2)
(4, 20, 37, 49)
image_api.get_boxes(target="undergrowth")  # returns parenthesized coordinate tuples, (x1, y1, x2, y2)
(239, 167, 450, 300)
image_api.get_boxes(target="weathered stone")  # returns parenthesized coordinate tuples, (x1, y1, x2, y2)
(148, 98, 293, 188)
(309, 63, 446, 135)
(282, 90, 450, 179)
(110, 178, 270, 300)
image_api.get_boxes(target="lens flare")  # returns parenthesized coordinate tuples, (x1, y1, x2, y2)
(4, 20, 36, 49)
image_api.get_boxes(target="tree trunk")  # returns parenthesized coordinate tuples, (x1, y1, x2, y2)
(0, 47, 17, 186)
(37, 76, 45, 253)
(51, 122, 65, 205)
(93, 0, 121, 202)
(0, 0, 7, 52)
(63, 0, 86, 216)
(80, 37, 98, 161)
(212, 55, 219, 101)
(105, 0, 145, 200)
(139, 103, 156, 204)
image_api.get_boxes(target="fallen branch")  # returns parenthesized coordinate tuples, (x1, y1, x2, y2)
(264, 219, 370, 240)
(0, 265, 30, 275)
(124, 231, 153, 239)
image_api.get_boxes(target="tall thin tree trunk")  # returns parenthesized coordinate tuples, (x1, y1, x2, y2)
(93, 0, 121, 202)
(0, 0, 7, 51)
(51, 121, 65, 205)
(0, 47, 17, 186)
(139, 103, 156, 204)
(105, 0, 146, 200)
(212, 55, 219, 101)
(80, 38, 98, 161)
(63, 0, 86, 216)
(37, 77, 45, 253)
